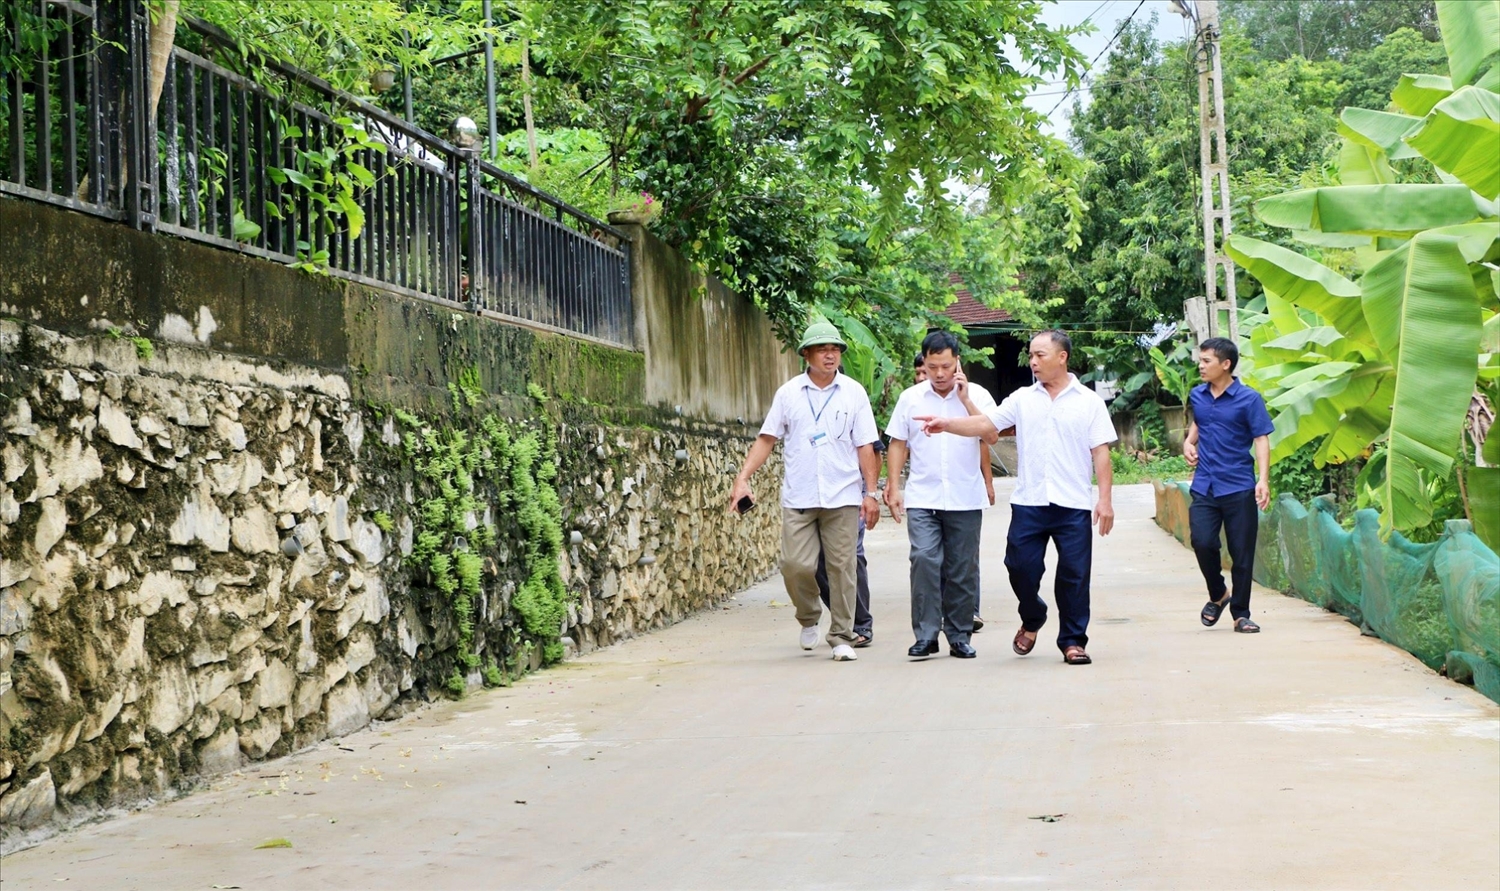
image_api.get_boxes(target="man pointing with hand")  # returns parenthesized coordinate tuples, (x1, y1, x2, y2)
(917, 330, 1116, 666)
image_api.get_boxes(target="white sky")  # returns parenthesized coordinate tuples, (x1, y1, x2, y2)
(1026, 0, 1194, 139)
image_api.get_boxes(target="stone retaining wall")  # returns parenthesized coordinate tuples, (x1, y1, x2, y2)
(0, 321, 784, 841)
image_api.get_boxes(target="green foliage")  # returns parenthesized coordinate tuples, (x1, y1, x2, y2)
(481, 662, 508, 687)
(1270, 441, 1331, 505)
(393, 397, 571, 696)
(1337, 27, 1451, 111)
(1015, 17, 1347, 381)
(371, 510, 394, 533)
(131, 337, 155, 361)
(521, 0, 1085, 366)
(1229, 0, 1499, 544)
(1110, 449, 1193, 485)
(1222, 0, 1439, 63)
(526, 382, 549, 403)
(1149, 343, 1194, 407)
(181, 1, 492, 96)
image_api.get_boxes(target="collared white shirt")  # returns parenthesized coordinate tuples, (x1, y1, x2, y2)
(984, 373, 1116, 511)
(885, 381, 995, 511)
(760, 372, 879, 509)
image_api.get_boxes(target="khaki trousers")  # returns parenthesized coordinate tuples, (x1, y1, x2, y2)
(782, 505, 860, 648)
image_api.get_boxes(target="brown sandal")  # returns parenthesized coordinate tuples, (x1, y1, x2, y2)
(1063, 645, 1092, 665)
(1012, 627, 1037, 656)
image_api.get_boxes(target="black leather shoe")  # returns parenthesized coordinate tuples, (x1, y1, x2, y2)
(949, 642, 977, 658)
(907, 640, 939, 657)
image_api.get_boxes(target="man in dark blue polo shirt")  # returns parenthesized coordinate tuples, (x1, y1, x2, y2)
(1183, 337, 1274, 633)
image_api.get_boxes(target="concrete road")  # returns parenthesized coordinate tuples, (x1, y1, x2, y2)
(4, 483, 1498, 890)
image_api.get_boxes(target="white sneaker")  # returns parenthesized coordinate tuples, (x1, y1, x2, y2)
(800, 626, 820, 650)
(831, 644, 858, 661)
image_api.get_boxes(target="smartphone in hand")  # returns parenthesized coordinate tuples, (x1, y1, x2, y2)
(735, 495, 756, 514)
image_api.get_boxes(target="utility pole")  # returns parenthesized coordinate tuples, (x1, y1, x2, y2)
(483, 0, 497, 163)
(1173, 0, 1237, 343)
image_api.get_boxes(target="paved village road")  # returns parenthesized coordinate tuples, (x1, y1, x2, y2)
(3, 482, 1498, 890)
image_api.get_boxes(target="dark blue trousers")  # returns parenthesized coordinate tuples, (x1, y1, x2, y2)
(1189, 488, 1258, 621)
(1005, 503, 1093, 651)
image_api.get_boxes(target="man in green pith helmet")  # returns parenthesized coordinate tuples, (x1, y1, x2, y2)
(730, 319, 882, 662)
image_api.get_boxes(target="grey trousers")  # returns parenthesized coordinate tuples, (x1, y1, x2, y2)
(782, 506, 860, 648)
(907, 508, 983, 645)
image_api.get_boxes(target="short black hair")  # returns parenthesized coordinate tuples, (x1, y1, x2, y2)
(913, 352, 926, 369)
(921, 330, 961, 358)
(1032, 329, 1072, 361)
(1199, 337, 1239, 372)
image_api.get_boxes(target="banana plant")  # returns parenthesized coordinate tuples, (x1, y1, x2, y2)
(1226, 0, 1500, 547)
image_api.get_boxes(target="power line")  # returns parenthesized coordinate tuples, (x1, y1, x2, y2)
(1018, 0, 1117, 81)
(1029, 73, 1176, 97)
(1045, 0, 1149, 119)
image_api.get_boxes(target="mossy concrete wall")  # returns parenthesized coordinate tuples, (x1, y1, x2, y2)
(0, 199, 644, 414)
(620, 223, 800, 423)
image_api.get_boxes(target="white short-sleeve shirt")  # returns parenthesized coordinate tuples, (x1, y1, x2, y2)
(885, 381, 995, 511)
(984, 374, 1116, 511)
(760, 372, 879, 509)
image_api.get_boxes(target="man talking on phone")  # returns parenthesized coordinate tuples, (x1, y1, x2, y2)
(729, 319, 882, 662)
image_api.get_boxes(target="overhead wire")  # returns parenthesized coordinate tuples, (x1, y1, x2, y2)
(1044, 0, 1150, 119)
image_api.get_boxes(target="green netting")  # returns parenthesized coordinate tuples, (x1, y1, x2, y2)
(1353, 511, 1445, 669)
(1434, 520, 1500, 699)
(1312, 496, 1363, 622)
(1154, 485, 1500, 704)
(1253, 502, 1289, 592)
(1276, 496, 1335, 609)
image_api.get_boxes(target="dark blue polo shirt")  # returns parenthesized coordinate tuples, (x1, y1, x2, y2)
(1189, 378, 1274, 497)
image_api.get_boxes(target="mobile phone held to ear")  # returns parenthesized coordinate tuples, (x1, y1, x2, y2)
(736, 495, 756, 514)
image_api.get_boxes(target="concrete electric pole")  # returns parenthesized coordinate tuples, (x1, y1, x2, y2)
(1172, 0, 1237, 343)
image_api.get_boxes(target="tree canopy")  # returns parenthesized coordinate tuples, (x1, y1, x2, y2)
(1012, 2, 1451, 393)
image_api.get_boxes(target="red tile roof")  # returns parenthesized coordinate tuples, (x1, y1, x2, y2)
(943, 273, 1015, 326)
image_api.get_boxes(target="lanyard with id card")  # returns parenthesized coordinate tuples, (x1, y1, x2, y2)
(806, 384, 838, 448)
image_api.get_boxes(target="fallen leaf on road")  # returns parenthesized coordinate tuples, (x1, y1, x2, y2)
(254, 838, 293, 849)
(1029, 814, 1066, 823)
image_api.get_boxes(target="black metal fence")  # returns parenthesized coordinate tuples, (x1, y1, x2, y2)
(0, 0, 633, 348)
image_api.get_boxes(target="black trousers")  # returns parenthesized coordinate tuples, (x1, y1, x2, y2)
(817, 516, 872, 636)
(1189, 488, 1258, 621)
(1005, 503, 1093, 651)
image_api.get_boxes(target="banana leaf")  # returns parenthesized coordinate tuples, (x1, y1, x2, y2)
(1263, 288, 1307, 334)
(1260, 326, 1356, 361)
(1266, 362, 1392, 461)
(1255, 184, 1491, 237)
(1463, 465, 1500, 551)
(1338, 108, 1423, 160)
(1360, 224, 1493, 532)
(1275, 361, 1361, 389)
(1316, 373, 1396, 465)
(1405, 86, 1500, 200)
(1226, 235, 1372, 346)
(1336, 138, 1396, 188)
(1438, 0, 1500, 88)
(1393, 73, 1455, 117)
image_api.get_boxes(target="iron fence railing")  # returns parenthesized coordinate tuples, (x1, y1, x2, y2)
(1, 0, 634, 348)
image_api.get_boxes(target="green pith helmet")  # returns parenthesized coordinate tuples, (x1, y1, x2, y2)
(797, 319, 847, 352)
